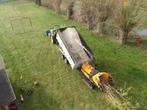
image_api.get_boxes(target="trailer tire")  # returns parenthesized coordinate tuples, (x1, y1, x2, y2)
(64, 58, 69, 64)
(51, 36, 55, 44)
(62, 55, 65, 60)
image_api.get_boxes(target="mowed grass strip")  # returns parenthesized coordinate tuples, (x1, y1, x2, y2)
(0, 1, 147, 110)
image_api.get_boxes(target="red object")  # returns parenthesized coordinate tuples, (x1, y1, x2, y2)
(9, 103, 17, 110)
(134, 35, 141, 44)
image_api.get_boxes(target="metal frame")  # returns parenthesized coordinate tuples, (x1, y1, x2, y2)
(10, 16, 33, 34)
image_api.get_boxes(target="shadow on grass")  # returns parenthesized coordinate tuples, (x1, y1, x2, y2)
(140, 39, 147, 50)
(12, 83, 61, 110)
(128, 66, 147, 82)
(126, 39, 147, 51)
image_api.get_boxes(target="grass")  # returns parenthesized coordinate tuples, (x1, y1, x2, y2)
(0, 1, 147, 110)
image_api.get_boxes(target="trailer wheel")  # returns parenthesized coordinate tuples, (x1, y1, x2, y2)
(51, 36, 55, 44)
(62, 55, 65, 60)
(64, 58, 69, 64)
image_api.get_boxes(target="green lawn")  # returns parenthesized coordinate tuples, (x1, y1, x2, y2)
(0, 1, 147, 110)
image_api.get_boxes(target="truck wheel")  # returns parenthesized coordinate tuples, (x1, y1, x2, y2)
(51, 36, 55, 44)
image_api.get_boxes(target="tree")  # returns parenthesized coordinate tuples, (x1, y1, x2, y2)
(114, 0, 146, 44)
(35, 0, 41, 6)
(80, 0, 95, 30)
(80, 0, 115, 33)
(54, 0, 62, 14)
(66, 0, 75, 19)
(94, 0, 115, 34)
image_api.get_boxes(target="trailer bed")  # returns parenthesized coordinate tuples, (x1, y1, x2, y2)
(57, 27, 93, 69)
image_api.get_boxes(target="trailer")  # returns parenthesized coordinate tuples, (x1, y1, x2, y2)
(0, 56, 17, 110)
(45, 26, 95, 69)
(45, 26, 114, 90)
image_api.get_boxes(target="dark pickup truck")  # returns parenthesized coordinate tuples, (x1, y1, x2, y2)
(0, 56, 17, 110)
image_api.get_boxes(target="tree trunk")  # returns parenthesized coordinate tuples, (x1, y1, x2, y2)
(55, 0, 62, 14)
(118, 29, 128, 44)
(86, 16, 94, 30)
(35, 0, 41, 6)
(66, 2, 74, 19)
(96, 22, 105, 34)
(87, 20, 94, 30)
(56, 7, 61, 14)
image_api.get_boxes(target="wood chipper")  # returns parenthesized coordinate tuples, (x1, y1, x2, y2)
(44, 26, 114, 91)
(0, 56, 17, 110)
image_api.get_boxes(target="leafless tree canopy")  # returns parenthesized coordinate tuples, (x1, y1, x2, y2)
(114, 0, 146, 44)
(80, 0, 115, 33)
(40, 0, 147, 44)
